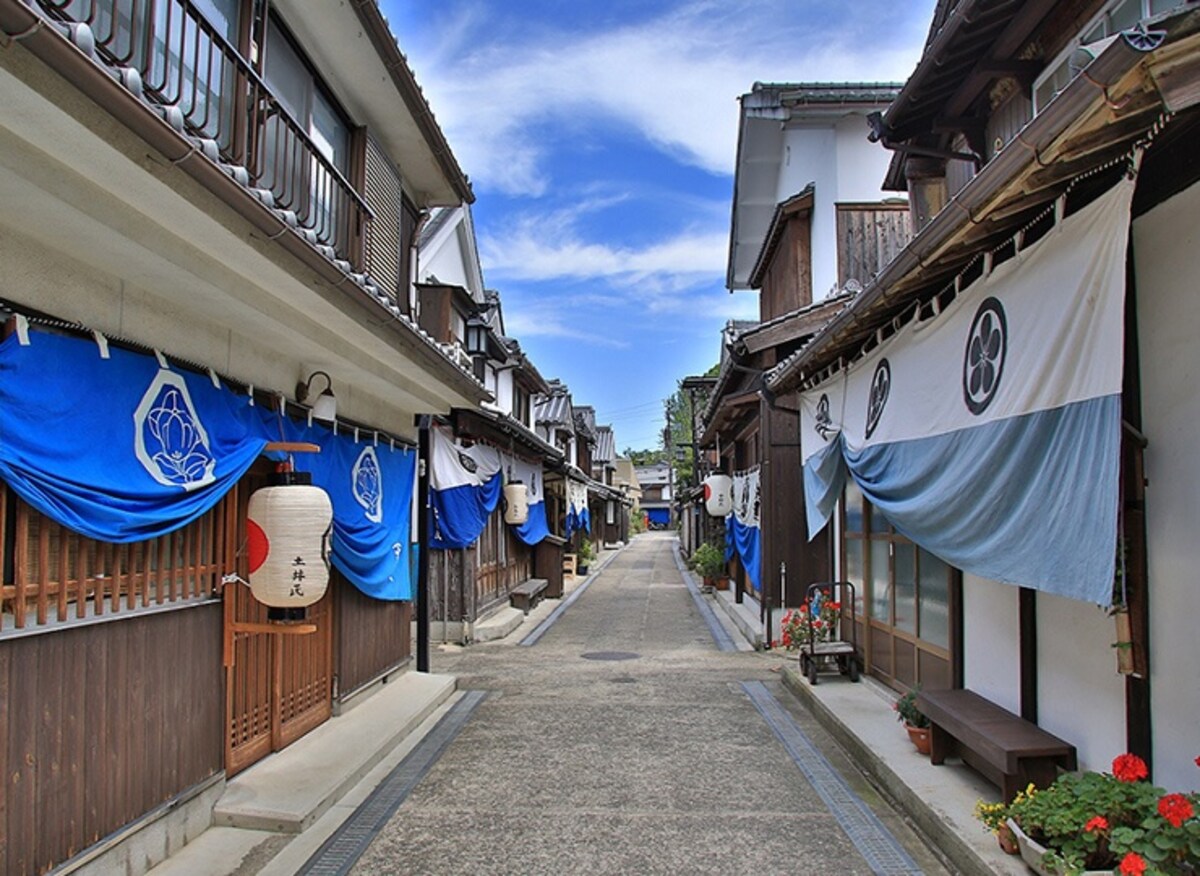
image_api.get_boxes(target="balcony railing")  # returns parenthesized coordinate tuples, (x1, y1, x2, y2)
(35, 0, 370, 268)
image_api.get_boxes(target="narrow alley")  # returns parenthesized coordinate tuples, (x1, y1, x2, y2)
(297, 534, 949, 875)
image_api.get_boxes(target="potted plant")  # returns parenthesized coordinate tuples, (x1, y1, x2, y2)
(894, 685, 931, 755)
(1000, 753, 1200, 876)
(974, 798, 1021, 855)
(691, 542, 726, 590)
(577, 538, 595, 575)
(779, 595, 840, 650)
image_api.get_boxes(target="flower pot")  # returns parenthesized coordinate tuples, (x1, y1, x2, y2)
(1007, 819, 1111, 876)
(905, 723, 931, 755)
(996, 822, 1019, 855)
(714, 576, 730, 591)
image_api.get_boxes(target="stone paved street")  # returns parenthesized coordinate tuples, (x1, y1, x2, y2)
(347, 534, 951, 875)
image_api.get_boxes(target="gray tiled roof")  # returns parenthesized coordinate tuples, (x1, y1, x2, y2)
(594, 426, 616, 464)
(534, 390, 573, 427)
(574, 406, 597, 440)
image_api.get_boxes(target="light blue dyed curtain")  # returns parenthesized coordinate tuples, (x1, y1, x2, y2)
(798, 180, 1134, 604)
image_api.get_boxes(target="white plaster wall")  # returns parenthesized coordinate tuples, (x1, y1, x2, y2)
(962, 574, 1021, 714)
(834, 115, 894, 203)
(419, 227, 471, 291)
(1036, 592, 1126, 772)
(0, 226, 418, 438)
(1132, 179, 1200, 791)
(779, 115, 898, 301)
(779, 126, 837, 299)
(495, 369, 514, 417)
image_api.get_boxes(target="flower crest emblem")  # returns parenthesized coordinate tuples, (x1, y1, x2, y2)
(134, 370, 215, 491)
(352, 447, 383, 523)
(963, 297, 1007, 415)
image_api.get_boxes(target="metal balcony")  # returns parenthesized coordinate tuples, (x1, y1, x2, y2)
(34, 0, 371, 270)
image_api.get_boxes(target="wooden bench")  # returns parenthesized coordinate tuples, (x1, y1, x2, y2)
(509, 578, 549, 614)
(917, 688, 1077, 802)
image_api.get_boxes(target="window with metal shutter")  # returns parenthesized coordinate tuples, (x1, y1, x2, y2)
(362, 134, 405, 309)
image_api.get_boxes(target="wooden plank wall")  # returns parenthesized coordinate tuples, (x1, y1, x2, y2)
(762, 216, 813, 320)
(428, 549, 469, 625)
(474, 515, 531, 616)
(761, 397, 831, 608)
(836, 204, 913, 289)
(0, 606, 222, 876)
(334, 576, 412, 700)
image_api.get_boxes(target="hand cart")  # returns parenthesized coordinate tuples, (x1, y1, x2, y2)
(798, 581, 860, 685)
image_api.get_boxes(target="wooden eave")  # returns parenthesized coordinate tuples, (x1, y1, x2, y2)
(748, 187, 814, 290)
(451, 407, 563, 463)
(882, 0, 1054, 144)
(740, 297, 847, 355)
(769, 16, 1200, 394)
(348, 0, 474, 204)
(699, 390, 760, 447)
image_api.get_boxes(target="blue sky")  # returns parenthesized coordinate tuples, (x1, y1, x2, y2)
(382, 0, 937, 451)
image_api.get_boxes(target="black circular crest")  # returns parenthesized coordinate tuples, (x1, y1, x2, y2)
(963, 297, 1007, 415)
(865, 358, 891, 439)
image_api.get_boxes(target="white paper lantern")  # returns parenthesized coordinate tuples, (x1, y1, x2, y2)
(504, 481, 529, 525)
(246, 484, 333, 608)
(703, 474, 733, 517)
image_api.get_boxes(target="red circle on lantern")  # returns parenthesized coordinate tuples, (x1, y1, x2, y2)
(704, 483, 712, 501)
(246, 519, 269, 573)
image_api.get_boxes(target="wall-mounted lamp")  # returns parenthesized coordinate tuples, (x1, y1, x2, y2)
(465, 316, 489, 357)
(296, 370, 337, 422)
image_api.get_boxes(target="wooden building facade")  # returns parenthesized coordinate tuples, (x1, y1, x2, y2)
(0, 0, 482, 871)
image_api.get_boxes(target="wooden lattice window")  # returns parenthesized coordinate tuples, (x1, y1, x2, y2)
(1, 480, 236, 633)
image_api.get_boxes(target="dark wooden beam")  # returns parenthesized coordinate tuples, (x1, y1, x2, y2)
(976, 59, 1042, 85)
(1019, 587, 1037, 723)
(932, 115, 986, 135)
(941, 2, 1060, 119)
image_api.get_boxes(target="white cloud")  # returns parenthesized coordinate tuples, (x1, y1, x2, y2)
(400, 0, 934, 195)
(501, 301, 631, 348)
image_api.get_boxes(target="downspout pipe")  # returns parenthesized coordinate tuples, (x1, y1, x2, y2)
(417, 415, 432, 672)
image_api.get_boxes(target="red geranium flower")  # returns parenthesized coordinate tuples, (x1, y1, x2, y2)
(1158, 793, 1194, 828)
(1112, 753, 1149, 783)
(1119, 852, 1147, 876)
(1084, 815, 1108, 832)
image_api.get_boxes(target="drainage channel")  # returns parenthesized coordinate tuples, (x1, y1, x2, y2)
(671, 547, 738, 652)
(740, 681, 924, 876)
(296, 690, 489, 876)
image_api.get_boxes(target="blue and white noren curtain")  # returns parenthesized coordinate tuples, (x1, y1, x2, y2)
(799, 179, 1134, 605)
(566, 480, 590, 536)
(429, 428, 502, 549)
(645, 508, 670, 526)
(728, 468, 762, 592)
(0, 330, 267, 543)
(506, 455, 550, 545)
(265, 412, 417, 601)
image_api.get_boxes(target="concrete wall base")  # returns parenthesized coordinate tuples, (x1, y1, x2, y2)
(57, 774, 225, 876)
